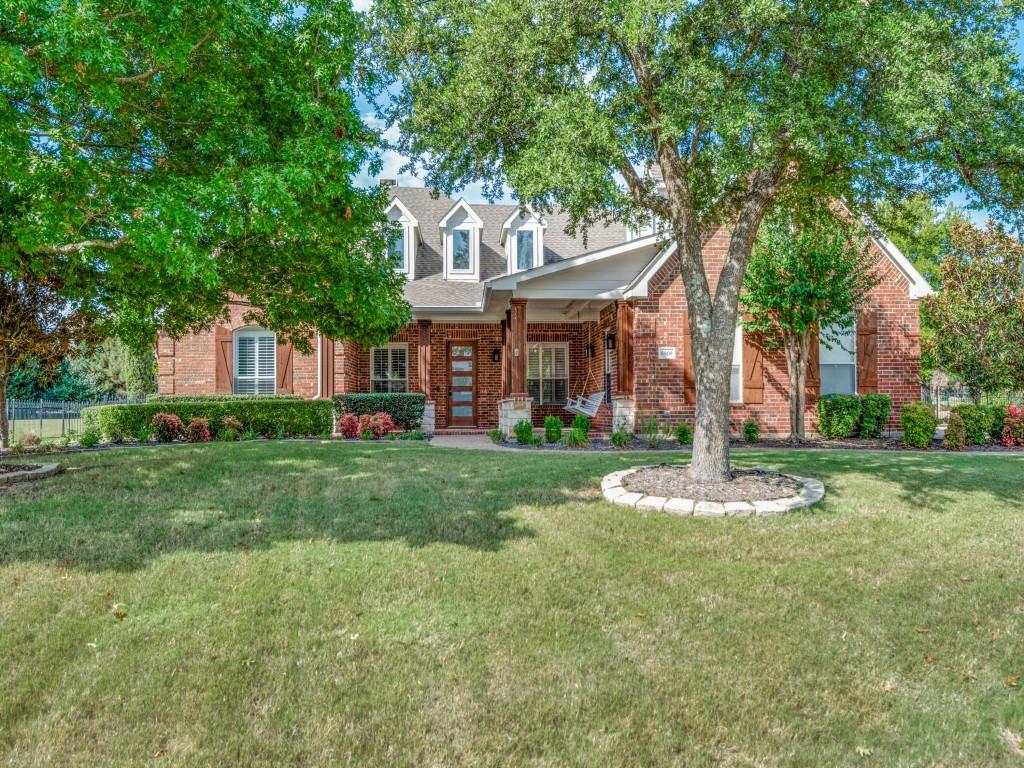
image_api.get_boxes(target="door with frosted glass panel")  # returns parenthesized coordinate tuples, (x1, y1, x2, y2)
(448, 342, 477, 427)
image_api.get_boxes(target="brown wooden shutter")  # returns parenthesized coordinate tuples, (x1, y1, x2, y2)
(856, 308, 879, 394)
(742, 329, 765, 404)
(277, 341, 294, 394)
(806, 324, 821, 402)
(682, 310, 697, 404)
(215, 326, 233, 394)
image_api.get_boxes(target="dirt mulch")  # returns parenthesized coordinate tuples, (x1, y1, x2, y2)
(622, 466, 802, 503)
(0, 464, 43, 474)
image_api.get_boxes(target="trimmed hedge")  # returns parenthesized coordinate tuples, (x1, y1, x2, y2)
(858, 394, 893, 439)
(900, 402, 938, 449)
(84, 400, 334, 442)
(817, 394, 861, 439)
(147, 394, 303, 403)
(951, 404, 993, 446)
(333, 393, 425, 431)
(984, 404, 1009, 441)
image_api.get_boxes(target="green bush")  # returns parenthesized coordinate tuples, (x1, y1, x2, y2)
(83, 399, 334, 442)
(951, 404, 993, 445)
(857, 394, 892, 438)
(943, 413, 967, 451)
(675, 423, 693, 445)
(565, 428, 588, 447)
(741, 418, 760, 444)
(983, 404, 1009, 441)
(147, 394, 303, 403)
(488, 428, 504, 444)
(77, 426, 101, 448)
(333, 393, 425, 431)
(397, 429, 426, 441)
(544, 415, 563, 443)
(610, 430, 631, 449)
(900, 402, 938, 449)
(817, 394, 862, 439)
(571, 414, 591, 435)
(513, 420, 535, 445)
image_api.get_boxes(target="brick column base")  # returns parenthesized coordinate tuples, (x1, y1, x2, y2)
(498, 396, 533, 438)
(421, 401, 436, 436)
(612, 396, 636, 433)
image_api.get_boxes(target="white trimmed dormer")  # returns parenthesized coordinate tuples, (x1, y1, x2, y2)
(439, 198, 483, 282)
(500, 206, 547, 274)
(385, 197, 419, 277)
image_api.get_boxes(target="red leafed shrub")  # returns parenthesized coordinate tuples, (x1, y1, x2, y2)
(357, 412, 395, 439)
(150, 413, 184, 442)
(1001, 406, 1024, 447)
(184, 417, 212, 443)
(339, 413, 360, 439)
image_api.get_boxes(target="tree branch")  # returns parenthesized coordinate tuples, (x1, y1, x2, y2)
(40, 236, 128, 255)
(112, 29, 216, 85)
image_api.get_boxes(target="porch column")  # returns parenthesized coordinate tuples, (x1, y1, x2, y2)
(509, 298, 528, 396)
(612, 299, 636, 433)
(417, 319, 435, 435)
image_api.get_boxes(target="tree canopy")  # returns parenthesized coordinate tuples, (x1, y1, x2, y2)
(1, 0, 410, 350)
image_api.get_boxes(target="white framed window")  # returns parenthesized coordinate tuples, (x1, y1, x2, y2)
(527, 342, 568, 405)
(390, 228, 407, 272)
(439, 199, 482, 281)
(819, 321, 857, 395)
(502, 207, 546, 274)
(234, 328, 276, 394)
(730, 325, 743, 403)
(450, 228, 472, 272)
(516, 230, 535, 271)
(371, 344, 408, 393)
(385, 197, 417, 277)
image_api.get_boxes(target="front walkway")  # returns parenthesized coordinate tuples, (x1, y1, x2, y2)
(428, 434, 517, 451)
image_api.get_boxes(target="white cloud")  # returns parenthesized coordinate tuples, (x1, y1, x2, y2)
(351, 0, 373, 12)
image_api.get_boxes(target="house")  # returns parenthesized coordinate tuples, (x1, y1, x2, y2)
(157, 184, 931, 435)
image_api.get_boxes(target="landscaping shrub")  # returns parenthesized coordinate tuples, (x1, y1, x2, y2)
(675, 423, 693, 445)
(857, 394, 892, 439)
(741, 418, 760, 444)
(358, 412, 395, 439)
(333, 393, 425, 431)
(360, 430, 375, 440)
(1002, 406, 1024, 447)
(637, 414, 663, 447)
(984, 404, 1009, 441)
(218, 415, 243, 441)
(134, 425, 152, 443)
(184, 417, 212, 443)
(817, 394, 861, 439)
(951, 404, 993, 445)
(610, 429, 631, 449)
(900, 402, 938, 449)
(565, 428, 588, 447)
(18, 433, 41, 449)
(84, 400, 334, 442)
(77, 427, 101, 448)
(148, 394, 303, 403)
(544, 415, 563, 443)
(571, 414, 591, 435)
(514, 420, 535, 445)
(488, 428, 504, 444)
(397, 430, 426, 441)
(151, 413, 185, 442)
(943, 413, 967, 451)
(338, 413, 360, 439)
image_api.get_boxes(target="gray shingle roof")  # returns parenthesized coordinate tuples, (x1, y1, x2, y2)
(390, 186, 629, 307)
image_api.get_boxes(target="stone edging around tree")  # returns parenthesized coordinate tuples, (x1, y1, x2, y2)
(0, 463, 62, 486)
(600, 465, 825, 517)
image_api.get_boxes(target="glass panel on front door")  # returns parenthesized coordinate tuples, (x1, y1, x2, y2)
(449, 343, 476, 426)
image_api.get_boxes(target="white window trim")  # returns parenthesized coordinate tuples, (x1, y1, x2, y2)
(819, 320, 859, 396)
(501, 207, 546, 274)
(233, 327, 276, 395)
(526, 341, 569, 405)
(731, 325, 743, 404)
(386, 198, 418, 277)
(439, 198, 483, 282)
(371, 342, 409, 393)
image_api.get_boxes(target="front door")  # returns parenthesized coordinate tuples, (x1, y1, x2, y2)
(448, 341, 477, 427)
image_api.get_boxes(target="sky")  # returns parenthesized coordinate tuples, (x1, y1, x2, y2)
(354, 12, 1024, 223)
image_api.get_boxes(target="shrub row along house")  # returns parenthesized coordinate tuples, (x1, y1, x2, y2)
(158, 184, 932, 435)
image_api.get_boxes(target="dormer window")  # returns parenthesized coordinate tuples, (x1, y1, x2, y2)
(385, 197, 418, 277)
(439, 198, 482, 281)
(501, 206, 546, 273)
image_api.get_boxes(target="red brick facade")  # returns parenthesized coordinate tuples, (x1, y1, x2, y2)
(159, 228, 922, 434)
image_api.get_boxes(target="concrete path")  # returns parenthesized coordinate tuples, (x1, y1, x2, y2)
(429, 434, 518, 451)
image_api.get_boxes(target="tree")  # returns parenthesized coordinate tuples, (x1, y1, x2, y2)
(68, 337, 156, 398)
(2, 0, 410, 354)
(369, 0, 1024, 480)
(922, 222, 1024, 399)
(875, 194, 969, 289)
(0, 274, 95, 448)
(741, 205, 879, 443)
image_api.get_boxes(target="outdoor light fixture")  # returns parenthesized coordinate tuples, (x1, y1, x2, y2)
(605, 334, 616, 350)
(492, 348, 501, 362)
(586, 343, 595, 358)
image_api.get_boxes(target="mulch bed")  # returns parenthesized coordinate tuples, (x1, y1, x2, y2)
(0, 464, 43, 474)
(622, 466, 802, 503)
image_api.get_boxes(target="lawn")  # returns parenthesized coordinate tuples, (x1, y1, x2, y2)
(1, 442, 1023, 767)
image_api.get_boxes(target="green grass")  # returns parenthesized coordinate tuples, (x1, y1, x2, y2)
(7, 418, 73, 441)
(2, 443, 1023, 767)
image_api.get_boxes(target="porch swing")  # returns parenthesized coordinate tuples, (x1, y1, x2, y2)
(565, 365, 605, 418)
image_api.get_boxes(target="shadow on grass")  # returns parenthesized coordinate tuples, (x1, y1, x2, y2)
(0, 442, 606, 572)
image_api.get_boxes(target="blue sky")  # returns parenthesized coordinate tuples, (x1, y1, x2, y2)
(356, 15, 1024, 222)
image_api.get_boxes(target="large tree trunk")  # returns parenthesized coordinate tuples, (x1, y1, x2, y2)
(784, 331, 812, 445)
(0, 371, 9, 450)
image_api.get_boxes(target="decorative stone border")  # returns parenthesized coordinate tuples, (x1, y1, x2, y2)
(601, 465, 824, 517)
(0, 463, 62, 486)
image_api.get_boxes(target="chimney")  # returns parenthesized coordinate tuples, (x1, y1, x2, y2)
(380, 178, 397, 188)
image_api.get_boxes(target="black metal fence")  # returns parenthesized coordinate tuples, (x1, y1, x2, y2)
(921, 386, 1024, 420)
(5, 397, 145, 441)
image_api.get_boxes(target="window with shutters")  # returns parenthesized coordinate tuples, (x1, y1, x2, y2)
(819, 320, 857, 395)
(233, 328, 276, 394)
(371, 344, 408, 393)
(527, 343, 568, 405)
(730, 325, 743, 402)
